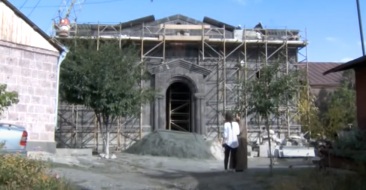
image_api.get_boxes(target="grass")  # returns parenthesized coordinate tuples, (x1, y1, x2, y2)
(0, 142, 80, 190)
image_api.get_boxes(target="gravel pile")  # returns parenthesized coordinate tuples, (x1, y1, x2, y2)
(125, 130, 214, 159)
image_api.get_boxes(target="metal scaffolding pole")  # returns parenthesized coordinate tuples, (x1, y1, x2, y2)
(243, 27, 248, 135)
(223, 25, 227, 113)
(285, 29, 290, 137)
(139, 23, 145, 139)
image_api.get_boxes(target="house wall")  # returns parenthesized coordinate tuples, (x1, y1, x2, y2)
(355, 67, 366, 130)
(0, 2, 60, 153)
(0, 41, 59, 153)
(0, 2, 58, 52)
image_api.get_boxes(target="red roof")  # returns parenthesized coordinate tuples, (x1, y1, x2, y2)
(300, 62, 343, 86)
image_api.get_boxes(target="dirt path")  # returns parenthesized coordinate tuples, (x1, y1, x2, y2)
(52, 153, 315, 190)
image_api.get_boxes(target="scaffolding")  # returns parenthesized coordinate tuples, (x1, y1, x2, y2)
(55, 20, 308, 149)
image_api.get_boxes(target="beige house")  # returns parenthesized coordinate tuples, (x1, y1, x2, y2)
(0, 0, 66, 153)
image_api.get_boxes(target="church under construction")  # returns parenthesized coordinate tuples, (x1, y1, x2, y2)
(54, 14, 308, 150)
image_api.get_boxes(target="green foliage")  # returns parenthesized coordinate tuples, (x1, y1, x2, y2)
(319, 70, 356, 137)
(297, 86, 323, 137)
(236, 62, 302, 174)
(0, 142, 4, 150)
(0, 149, 76, 190)
(237, 62, 302, 118)
(331, 129, 366, 161)
(60, 38, 157, 154)
(0, 84, 19, 115)
(315, 87, 330, 118)
(326, 87, 356, 124)
(341, 70, 355, 89)
(274, 129, 366, 190)
(60, 38, 156, 118)
(273, 70, 363, 190)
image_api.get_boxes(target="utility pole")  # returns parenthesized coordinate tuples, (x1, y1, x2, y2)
(356, 0, 365, 55)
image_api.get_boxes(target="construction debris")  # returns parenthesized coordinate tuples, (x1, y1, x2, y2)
(99, 153, 117, 159)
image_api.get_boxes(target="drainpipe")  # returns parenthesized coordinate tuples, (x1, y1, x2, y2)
(54, 48, 69, 130)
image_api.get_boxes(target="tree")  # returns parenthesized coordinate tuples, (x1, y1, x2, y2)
(315, 87, 330, 119)
(297, 85, 322, 138)
(60, 39, 156, 157)
(0, 84, 19, 115)
(321, 70, 356, 138)
(236, 62, 301, 174)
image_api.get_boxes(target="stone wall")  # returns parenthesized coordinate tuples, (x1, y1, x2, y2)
(0, 40, 59, 153)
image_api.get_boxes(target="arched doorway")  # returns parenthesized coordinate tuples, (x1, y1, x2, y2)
(166, 82, 192, 132)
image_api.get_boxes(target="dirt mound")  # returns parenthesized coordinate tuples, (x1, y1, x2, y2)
(125, 130, 214, 159)
(206, 140, 224, 160)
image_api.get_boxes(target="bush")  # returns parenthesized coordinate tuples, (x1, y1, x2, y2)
(271, 128, 366, 190)
(331, 129, 366, 161)
(0, 143, 76, 190)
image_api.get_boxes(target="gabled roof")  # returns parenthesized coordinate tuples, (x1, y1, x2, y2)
(203, 16, 236, 31)
(121, 15, 155, 28)
(323, 55, 366, 75)
(77, 14, 236, 32)
(0, 0, 64, 52)
(153, 14, 203, 26)
(77, 15, 156, 30)
(300, 62, 343, 86)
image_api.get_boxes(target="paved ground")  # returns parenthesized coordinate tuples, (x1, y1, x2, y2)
(51, 153, 315, 190)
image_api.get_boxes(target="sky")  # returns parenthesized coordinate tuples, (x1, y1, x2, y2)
(8, 0, 366, 62)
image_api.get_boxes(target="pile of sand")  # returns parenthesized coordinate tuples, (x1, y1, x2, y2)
(206, 140, 225, 160)
(125, 130, 214, 159)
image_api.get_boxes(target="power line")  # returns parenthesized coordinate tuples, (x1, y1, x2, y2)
(46, 0, 65, 35)
(21, 0, 125, 9)
(19, 0, 29, 9)
(27, 0, 42, 17)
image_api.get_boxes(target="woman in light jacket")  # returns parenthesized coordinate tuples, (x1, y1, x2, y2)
(222, 112, 240, 171)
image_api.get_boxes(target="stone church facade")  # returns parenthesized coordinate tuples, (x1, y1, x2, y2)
(56, 14, 307, 149)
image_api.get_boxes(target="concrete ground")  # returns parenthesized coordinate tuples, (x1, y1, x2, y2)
(51, 153, 316, 190)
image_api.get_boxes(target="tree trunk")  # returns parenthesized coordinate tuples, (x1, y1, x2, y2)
(102, 133, 107, 154)
(96, 114, 111, 158)
(95, 113, 103, 154)
(103, 116, 111, 157)
(265, 116, 274, 175)
(101, 126, 110, 157)
(105, 130, 110, 156)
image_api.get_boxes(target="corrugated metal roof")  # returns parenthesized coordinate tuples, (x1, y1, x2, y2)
(301, 62, 343, 86)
